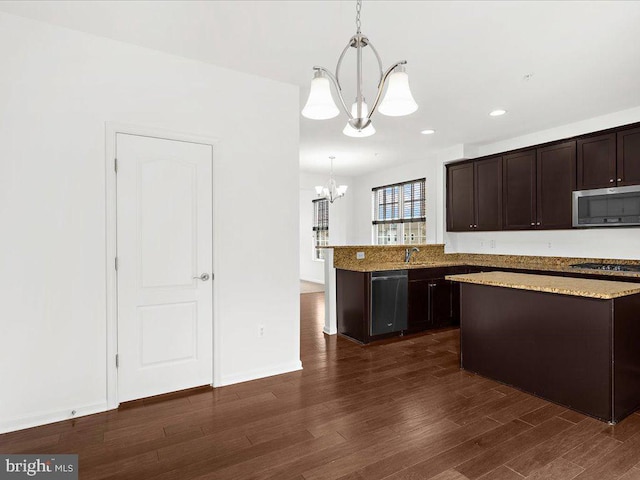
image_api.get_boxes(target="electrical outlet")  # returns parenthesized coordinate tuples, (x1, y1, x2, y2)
(547, 242, 552, 249)
(259, 325, 264, 337)
(356, 252, 365, 260)
(490, 240, 496, 249)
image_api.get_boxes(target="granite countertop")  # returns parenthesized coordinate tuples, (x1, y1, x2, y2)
(446, 271, 640, 299)
(337, 259, 640, 279)
(337, 260, 466, 272)
(330, 244, 640, 280)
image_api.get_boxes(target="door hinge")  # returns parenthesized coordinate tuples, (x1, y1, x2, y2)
(115, 354, 119, 368)
(115, 257, 118, 271)
(114, 158, 118, 173)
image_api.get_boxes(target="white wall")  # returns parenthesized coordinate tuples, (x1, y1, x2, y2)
(348, 146, 467, 246)
(299, 172, 351, 283)
(0, 12, 300, 433)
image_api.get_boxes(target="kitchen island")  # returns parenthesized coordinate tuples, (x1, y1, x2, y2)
(447, 271, 640, 424)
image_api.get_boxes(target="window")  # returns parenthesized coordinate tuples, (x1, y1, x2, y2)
(313, 198, 329, 260)
(372, 178, 426, 244)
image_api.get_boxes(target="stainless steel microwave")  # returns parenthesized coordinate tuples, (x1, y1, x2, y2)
(573, 185, 640, 227)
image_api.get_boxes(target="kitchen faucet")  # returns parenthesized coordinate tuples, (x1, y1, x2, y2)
(404, 247, 420, 263)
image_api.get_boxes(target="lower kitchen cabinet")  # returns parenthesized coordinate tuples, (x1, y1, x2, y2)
(336, 269, 370, 343)
(408, 267, 465, 331)
(336, 267, 466, 344)
(335, 264, 640, 345)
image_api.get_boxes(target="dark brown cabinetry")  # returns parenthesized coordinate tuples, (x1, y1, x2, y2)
(336, 269, 369, 343)
(502, 149, 536, 230)
(446, 163, 474, 231)
(536, 141, 576, 229)
(577, 127, 640, 189)
(475, 157, 503, 230)
(446, 121, 640, 232)
(337, 266, 464, 344)
(618, 126, 640, 186)
(407, 267, 464, 332)
(577, 133, 616, 190)
(502, 142, 575, 230)
(447, 157, 502, 232)
(460, 282, 640, 423)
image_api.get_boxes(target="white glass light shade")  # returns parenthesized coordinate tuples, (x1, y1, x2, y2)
(343, 100, 376, 137)
(343, 123, 375, 137)
(315, 185, 324, 195)
(337, 185, 348, 195)
(378, 68, 418, 117)
(301, 74, 340, 120)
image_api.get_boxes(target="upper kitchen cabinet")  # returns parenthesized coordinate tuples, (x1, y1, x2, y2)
(503, 142, 576, 230)
(537, 141, 576, 229)
(475, 157, 503, 231)
(617, 126, 640, 186)
(446, 157, 502, 232)
(577, 127, 640, 189)
(577, 134, 616, 190)
(447, 162, 474, 231)
(503, 149, 536, 230)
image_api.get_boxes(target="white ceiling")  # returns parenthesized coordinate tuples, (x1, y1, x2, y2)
(1, 0, 640, 176)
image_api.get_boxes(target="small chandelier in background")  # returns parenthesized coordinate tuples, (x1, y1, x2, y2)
(316, 156, 348, 203)
(301, 0, 418, 137)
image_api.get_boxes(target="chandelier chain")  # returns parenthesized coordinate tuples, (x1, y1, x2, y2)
(355, 0, 362, 34)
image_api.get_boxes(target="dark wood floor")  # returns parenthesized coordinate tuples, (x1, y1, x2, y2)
(3, 292, 640, 479)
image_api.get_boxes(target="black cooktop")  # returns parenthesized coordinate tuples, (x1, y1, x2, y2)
(571, 263, 640, 272)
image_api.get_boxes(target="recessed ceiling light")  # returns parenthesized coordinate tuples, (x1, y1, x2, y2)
(489, 109, 507, 117)
(420, 129, 435, 135)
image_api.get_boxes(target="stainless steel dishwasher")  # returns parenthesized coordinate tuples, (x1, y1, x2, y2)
(370, 270, 408, 336)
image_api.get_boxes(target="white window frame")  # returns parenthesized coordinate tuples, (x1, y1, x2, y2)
(312, 198, 329, 261)
(371, 179, 426, 245)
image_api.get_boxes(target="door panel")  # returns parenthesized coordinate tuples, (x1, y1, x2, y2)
(475, 156, 502, 231)
(503, 150, 536, 230)
(537, 141, 576, 229)
(577, 134, 616, 190)
(116, 133, 213, 402)
(447, 163, 474, 231)
(140, 302, 197, 366)
(618, 127, 640, 186)
(407, 280, 430, 333)
(139, 159, 197, 288)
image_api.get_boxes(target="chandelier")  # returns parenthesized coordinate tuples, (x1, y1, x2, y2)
(316, 156, 348, 203)
(301, 0, 418, 137)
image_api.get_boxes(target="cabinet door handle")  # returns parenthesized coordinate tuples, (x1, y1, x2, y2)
(618, 178, 622, 182)
(530, 222, 535, 226)
(536, 222, 541, 226)
(473, 224, 477, 228)
(610, 179, 615, 183)
(469, 224, 473, 228)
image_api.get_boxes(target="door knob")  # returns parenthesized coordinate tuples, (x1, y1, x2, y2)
(193, 273, 210, 281)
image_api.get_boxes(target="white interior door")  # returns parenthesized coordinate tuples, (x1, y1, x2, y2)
(116, 133, 213, 403)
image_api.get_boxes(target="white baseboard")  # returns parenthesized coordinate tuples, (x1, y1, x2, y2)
(0, 402, 111, 434)
(323, 326, 337, 335)
(300, 276, 325, 285)
(219, 360, 303, 387)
